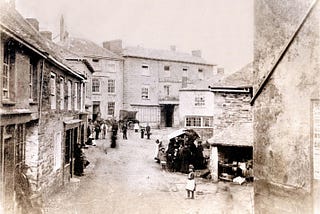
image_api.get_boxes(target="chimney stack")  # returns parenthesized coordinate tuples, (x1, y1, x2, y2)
(26, 18, 39, 31)
(6, 0, 15, 8)
(103, 40, 123, 54)
(40, 31, 52, 40)
(170, 45, 176, 51)
(217, 67, 224, 75)
(191, 50, 201, 57)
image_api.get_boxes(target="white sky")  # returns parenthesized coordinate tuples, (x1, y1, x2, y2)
(16, 0, 253, 74)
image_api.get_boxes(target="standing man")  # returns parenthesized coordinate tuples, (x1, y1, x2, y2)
(146, 123, 151, 139)
(122, 122, 128, 140)
(94, 121, 101, 140)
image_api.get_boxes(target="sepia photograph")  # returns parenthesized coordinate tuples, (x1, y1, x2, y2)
(0, 0, 319, 213)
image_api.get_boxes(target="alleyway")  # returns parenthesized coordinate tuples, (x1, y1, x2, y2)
(44, 129, 253, 214)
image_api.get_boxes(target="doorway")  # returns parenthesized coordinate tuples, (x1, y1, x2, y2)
(161, 105, 174, 127)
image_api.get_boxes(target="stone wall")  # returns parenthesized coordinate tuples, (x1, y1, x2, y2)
(212, 92, 252, 146)
(254, 0, 320, 213)
(38, 61, 86, 198)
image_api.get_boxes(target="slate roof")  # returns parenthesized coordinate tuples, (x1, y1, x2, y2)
(217, 62, 253, 87)
(123, 46, 213, 65)
(0, 4, 85, 79)
(59, 37, 123, 60)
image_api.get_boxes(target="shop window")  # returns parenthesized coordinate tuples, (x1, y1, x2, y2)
(185, 116, 201, 127)
(185, 116, 213, 128)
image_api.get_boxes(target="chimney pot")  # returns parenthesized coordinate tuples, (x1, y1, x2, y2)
(40, 31, 52, 40)
(103, 40, 122, 54)
(26, 18, 39, 31)
(170, 45, 176, 51)
(191, 50, 201, 57)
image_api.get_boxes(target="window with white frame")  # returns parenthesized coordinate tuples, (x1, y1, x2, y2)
(92, 79, 100, 93)
(54, 131, 62, 171)
(74, 82, 78, 110)
(141, 64, 150, 76)
(2, 40, 15, 100)
(195, 94, 205, 106)
(164, 85, 170, 96)
(108, 102, 115, 116)
(67, 80, 72, 110)
(60, 77, 64, 110)
(141, 86, 149, 100)
(198, 68, 204, 80)
(182, 67, 188, 77)
(80, 83, 83, 111)
(185, 116, 201, 127)
(164, 65, 170, 77)
(29, 57, 38, 101)
(185, 116, 213, 127)
(50, 72, 56, 110)
(108, 79, 115, 93)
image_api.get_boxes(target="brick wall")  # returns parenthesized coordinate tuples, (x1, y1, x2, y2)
(254, 0, 320, 213)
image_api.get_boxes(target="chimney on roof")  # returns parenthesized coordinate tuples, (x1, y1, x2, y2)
(103, 40, 123, 54)
(26, 18, 39, 31)
(170, 45, 176, 51)
(40, 31, 52, 40)
(217, 67, 224, 75)
(191, 50, 201, 57)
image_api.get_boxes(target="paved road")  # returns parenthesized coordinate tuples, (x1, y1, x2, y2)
(44, 129, 253, 214)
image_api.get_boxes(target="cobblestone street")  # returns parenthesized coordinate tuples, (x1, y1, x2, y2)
(44, 129, 253, 214)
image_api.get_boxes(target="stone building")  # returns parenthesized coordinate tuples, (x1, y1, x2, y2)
(59, 37, 124, 121)
(0, 4, 86, 213)
(104, 40, 215, 128)
(208, 63, 253, 182)
(252, 0, 320, 213)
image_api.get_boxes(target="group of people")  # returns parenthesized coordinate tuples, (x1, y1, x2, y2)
(155, 136, 209, 173)
(87, 119, 108, 144)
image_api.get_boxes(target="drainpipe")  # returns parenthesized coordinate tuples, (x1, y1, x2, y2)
(37, 59, 45, 190)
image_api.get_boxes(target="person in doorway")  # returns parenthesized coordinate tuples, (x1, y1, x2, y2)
(185, 164, 196, 199)
(122, 122, 128, 140)
(146, 124, 151, 139)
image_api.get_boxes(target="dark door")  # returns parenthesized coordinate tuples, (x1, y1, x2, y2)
(162, 105, 174, 127)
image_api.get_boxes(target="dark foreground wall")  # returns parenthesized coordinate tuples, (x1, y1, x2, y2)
(253, 0, 320, 213)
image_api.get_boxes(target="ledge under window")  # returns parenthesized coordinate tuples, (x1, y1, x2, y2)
(2, 100, 16, 106)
